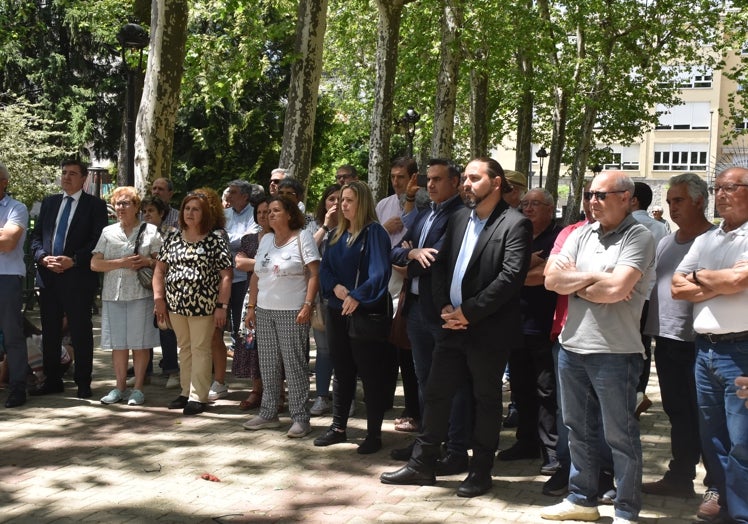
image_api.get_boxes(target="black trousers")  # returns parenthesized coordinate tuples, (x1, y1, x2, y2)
(38, 278, 96, 387)
(508, 333, 558, 462)
(653, 336, 702, 483)
(411, 338, 507, 473)
(326, 308, 396, 437)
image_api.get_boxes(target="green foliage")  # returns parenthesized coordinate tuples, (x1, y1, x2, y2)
(0, 93, 70, 207)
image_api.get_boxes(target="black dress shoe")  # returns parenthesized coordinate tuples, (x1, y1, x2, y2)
(28, 381, 64, 396)
(435, 452, 469, 476)
(357, 435, 382, 455)
(313, 427, 347, 447)
(5, 390, 27, 408)
(76, 386, 92, 399)
(183, 400, 205, 415)
(380, 465, 436, 486)
(497, 442, 540, 461)
(456, 471, 493, 498)
(390, 441, 415, 461)
(168, 395, 188, 410)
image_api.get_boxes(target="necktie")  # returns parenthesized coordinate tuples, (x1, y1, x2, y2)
(53, 196, 73, 256)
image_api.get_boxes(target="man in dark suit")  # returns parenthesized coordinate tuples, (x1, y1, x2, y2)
(390, 158, 472, 473)
(30, 159, 108, 399)
(381, 157, 532, 497)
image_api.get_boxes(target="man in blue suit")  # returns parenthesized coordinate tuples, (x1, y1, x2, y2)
(382, 157, 532, 497)
(30, 159, 108, 399)
(390, 158, 472, 473)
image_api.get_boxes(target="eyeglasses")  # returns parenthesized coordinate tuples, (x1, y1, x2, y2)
(583, 190, 627, 201)
(269, 179, 283, 185)
(114, 201, 133, 207)
(279, 191, 297, 197)
(186, 192, 207, 200)
(519, 200, 551, 209)
(708, 183, 748, 195)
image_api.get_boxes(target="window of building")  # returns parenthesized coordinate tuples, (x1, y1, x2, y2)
(658, 65, 713, 88)
(655, 102, 711, 130)
(653, 143, 708, 171)
(601, 145, 640, 170)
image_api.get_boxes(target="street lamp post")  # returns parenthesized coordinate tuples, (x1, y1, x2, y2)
(116, 23, 150, 187)
(536, 146, 548, 188)
(398, 107, 420, 158)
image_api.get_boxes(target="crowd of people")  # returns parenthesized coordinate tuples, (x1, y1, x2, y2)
(1, 156, 747, 524)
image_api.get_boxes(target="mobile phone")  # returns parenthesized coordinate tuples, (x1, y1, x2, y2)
(417, 174, 428, 187)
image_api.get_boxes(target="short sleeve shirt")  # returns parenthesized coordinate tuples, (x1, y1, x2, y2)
(559, 214, 655, 355)
(0, 195, 28, 276)
(255, 229, 321, 310)
(93, 222, 162, 301)
(158, 230, 233, 316)
(675, 221, 748, 334)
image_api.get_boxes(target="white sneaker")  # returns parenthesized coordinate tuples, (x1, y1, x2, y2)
(127, 389, 145, 406)
(100, 388, 125, 405)
(287, 421, 312, 438)
(242, 416, 281, 430)
(126, 375, 151, 387)
(540, 500, 600, 521)
(165, 374, 180, 389)
(208, 380, 228, 401)
(310, 396, 331, 416)
(612, 518, 637, 524)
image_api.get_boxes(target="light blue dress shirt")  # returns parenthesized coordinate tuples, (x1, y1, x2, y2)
(449, 210, 488, 308)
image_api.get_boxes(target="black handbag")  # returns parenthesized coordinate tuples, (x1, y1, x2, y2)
(133, 222, 154, 290)
(345, 226, 393, 340)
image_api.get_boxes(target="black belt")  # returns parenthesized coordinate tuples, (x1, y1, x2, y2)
(698, 331, 748, 343)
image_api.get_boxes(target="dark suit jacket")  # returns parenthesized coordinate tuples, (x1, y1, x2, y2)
(431, 199, 532, 351)
(391, 195, 464, 324)
(31, 191, 109, 289)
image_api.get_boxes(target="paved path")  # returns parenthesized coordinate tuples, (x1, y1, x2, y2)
(1, 317, 706, 523)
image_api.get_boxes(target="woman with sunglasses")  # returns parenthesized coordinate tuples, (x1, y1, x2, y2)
(153, 188, 233, 416)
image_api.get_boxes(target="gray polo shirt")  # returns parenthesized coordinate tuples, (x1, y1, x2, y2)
(559, 214, 655, 355)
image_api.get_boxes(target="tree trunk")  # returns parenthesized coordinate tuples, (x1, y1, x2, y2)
(430, 0, 461, 159)
(369, 0, 411, 201)
(134, 0, 189, 193)
(469, 59, 489, 158)
(514, 79, 533, 178)
(544, 85, 568, 204)
(279, 0, 328, 196)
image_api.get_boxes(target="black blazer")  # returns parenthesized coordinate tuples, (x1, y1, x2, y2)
(31, 191, 109, 289)
(431, 199, 532, 351)
(391, 195, 464, 323)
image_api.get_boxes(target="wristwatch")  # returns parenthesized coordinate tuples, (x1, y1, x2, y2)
(215, 302, 229, 309)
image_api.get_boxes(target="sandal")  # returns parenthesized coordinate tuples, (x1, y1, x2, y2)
(239, 391, 262, 411)
(394, 417, 419, 432)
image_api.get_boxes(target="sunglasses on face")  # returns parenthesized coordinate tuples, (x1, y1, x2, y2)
(583, 190, 626, 201)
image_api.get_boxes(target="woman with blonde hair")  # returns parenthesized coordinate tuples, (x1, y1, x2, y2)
(92, 186, 162, 406)
(314, 180, 394, 454)
(154, 188, 233, 416)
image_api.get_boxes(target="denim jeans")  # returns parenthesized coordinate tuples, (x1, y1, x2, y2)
(694, 336, 748, 523)
(406, 300, 472, 455)
(558, 346, 643, 521)
(312, 327, 333, 397)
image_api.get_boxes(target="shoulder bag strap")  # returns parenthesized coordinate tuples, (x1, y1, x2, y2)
(133, 222, 147, 255)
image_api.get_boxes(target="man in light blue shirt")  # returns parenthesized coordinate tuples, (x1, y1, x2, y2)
(0, 162, 29, 408)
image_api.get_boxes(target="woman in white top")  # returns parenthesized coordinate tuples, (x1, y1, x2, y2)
(243, 195, 321, 438)
(91, 186, 162, 406)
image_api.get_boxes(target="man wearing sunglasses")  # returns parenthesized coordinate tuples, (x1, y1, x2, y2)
(268, 168, 288, 196)
(672, 166, 748, 524)
(543, 171, 655, 524)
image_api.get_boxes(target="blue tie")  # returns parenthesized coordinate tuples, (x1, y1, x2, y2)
(53, 196, 73, 256)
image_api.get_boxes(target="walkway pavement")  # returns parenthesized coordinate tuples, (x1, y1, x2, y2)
(0, 315, 707, 523)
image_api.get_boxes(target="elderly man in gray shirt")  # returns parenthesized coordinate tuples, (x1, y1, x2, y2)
(543, 171, 655, 524)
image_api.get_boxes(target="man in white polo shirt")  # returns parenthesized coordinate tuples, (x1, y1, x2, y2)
(672, 166, 748, 524)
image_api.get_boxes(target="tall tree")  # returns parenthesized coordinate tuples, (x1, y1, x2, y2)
(134, 0, 189, 192)
(369, 0, 414, 200)
(430, 0, 461, 158)
(278, 0, 328, 188)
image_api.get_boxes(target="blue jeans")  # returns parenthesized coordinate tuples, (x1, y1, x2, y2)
(695, 336, 748, 523)
(312, 327, 333, 397)
(558, 347, 643, 521)
(407, 300, 472, 454)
